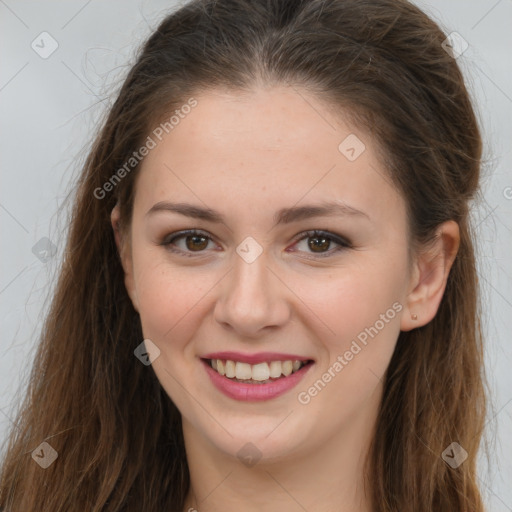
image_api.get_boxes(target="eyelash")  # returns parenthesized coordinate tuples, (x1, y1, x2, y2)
(160, 229, 352, 259)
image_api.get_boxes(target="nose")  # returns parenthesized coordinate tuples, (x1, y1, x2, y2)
(213, 247, 291, 337)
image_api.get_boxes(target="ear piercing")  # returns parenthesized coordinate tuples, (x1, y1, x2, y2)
(411, 314, 418, 320)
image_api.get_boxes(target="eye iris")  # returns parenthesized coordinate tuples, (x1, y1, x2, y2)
(308, 235, 330, 252)
(186, 234, 208, 251)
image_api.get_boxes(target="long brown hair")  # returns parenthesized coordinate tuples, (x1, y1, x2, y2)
(0, 0, 488, 510)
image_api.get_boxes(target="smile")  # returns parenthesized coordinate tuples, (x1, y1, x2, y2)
(207, 358, 308, 383)
(200, 354, 315, 401)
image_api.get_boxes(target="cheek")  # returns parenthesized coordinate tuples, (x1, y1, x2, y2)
(297, 262, 405, 403)
(292, 271, 403, 442)
(296, 274, 403, 415)
(132, 252, 215, 348)
(293, 262, 404, 341)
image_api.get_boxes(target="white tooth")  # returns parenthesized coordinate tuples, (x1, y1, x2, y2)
(252, 362, 270, 381)
(292, 360, 301, 372)
(217, 359, 225, 376)
(235, 362, 252, 380)
(269, 361, 283, 378)
(225, 360, 236, 378)
(282, 360, 293, 376)
(211, 359, 218, 370)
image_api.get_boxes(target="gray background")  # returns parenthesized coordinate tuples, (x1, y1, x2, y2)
(1, 0, 511, 509)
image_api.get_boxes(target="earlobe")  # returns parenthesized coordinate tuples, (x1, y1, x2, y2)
(110, 204, 139, 313)
(400, 221, 460, 332)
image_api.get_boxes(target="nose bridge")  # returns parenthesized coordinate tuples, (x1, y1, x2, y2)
(229, 246, 274, 315)
(214, 239, 289, 333)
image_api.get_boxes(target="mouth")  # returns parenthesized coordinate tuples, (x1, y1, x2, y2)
(202, 357, 314, 384)
(200, 354, 315, 401)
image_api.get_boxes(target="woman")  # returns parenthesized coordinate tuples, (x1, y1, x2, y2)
(0, 0, 488, 510)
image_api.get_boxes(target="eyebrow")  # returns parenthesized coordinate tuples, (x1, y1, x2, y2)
(145, 200, 370, 225)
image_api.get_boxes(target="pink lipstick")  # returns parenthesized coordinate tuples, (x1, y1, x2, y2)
(200, 354, 314, 402)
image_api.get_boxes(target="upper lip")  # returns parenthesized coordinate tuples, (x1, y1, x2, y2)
(201, 351, 313, 365)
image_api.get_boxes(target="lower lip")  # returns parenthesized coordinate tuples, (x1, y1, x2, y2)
(201, 359, 314, 402)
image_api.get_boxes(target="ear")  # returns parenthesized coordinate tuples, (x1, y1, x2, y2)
(400, 220, 460, 331)
(111, 204, 139, 313)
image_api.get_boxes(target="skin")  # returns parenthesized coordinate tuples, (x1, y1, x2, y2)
(111, 85, 459, 512)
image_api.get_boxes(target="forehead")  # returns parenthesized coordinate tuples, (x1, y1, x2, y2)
(133, 86, 405, 230)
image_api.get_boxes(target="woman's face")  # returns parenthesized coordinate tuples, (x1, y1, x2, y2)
(118, 85, 415, 463)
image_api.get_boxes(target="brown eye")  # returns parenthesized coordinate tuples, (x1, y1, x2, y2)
(290, 230, 351, 258)
(184, 234, 209, 251)
(161, 229, 215, 257)
(307, 234, 331, 253)
(161, 229, 351, 259)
